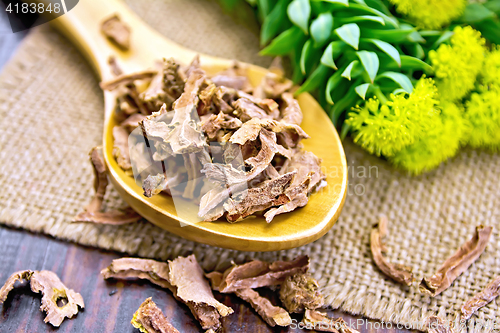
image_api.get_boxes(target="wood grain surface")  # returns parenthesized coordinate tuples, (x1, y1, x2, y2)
(0, 226, 417, 333)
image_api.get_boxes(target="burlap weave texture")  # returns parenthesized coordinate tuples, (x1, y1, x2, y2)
(0, 1, 499, 331)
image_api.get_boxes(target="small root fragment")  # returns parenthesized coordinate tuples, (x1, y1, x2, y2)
(370, 216, 414, 286)
(131, 297, 180, 333)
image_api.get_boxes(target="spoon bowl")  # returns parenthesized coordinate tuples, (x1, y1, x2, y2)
(50, 0, 347, 251)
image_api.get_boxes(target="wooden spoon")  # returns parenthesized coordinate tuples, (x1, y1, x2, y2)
(49, 0, 347, 251)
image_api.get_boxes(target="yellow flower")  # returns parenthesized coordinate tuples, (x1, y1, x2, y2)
(465, 85, 500, 149)
(429, 26, 486, 101)
(391, 102, 469, 175)
(480, 45, 500, 89)
(347, 77, 440, 157)
(389, 0, 466, 29)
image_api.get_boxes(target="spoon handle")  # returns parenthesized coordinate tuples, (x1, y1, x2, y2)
(45, 0, 196, 79)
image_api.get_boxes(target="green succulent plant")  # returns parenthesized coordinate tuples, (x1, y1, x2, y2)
(254, 0, 437, 131)
(218, 0, 500, 174)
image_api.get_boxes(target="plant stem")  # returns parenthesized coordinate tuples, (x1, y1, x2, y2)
(373, 85, 388, 104)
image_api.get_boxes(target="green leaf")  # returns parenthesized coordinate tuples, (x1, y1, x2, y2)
(326, 70, 344, 104)
(355, 83, 371, 99)
(361, 28, 415, 43)
(432, 31, 454, 48)
(296, 64, 331, 94)
(356, 51, 379, 83)
(384, 55, 433, 73)
(361, 0, 392, 15)
(376, 72, 413, 94)
(338, 15, 385, 26)
(311, 12, 334, 47)
(363, 39, 400, 67)
(348, 3, 399, 28)
(291, 44, 306, 83)
(261, 0, 290, 45)
(474, 17, 500, 44)
(256, 0, 275, 22)
(408, 43, 425, 59)
(313, 0, 349, 6)
(341, 60, 360, 80)
(300, 39, 313, 74)
(320, 41, 346, 69)
(419, 30, 442, 37)
(462, 3, 495, 23)
(407, 30, 425, 43)
(484, 0, 500, 15)
(392, 88, 407, 95)
(398, 23, 425, 43)
(288, 0, 311, 35)
(260, 26, 304, 55)
(340, 122, 351, 140)
(331, 80, 361, 125)
(401, 56, 432, 73)
(335, 23, 360, 50)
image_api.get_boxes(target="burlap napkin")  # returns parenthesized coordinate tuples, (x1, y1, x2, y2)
(1, 0, 499, 331)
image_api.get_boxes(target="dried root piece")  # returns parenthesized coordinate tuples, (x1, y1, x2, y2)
(205, 271, 223, 291)
(229, 118, 309, 146)
(201, 129, 281, 187)
(264, 150, 325, 222)
(101, 14, 131, 50)
(420, 225, 493, 296)
(279, 273, 324, 313)
(302, 309, 359, 333)
(121, 113, 147, 132)
(113, 125, 132, 170)
(168, 255, 233, 331)
(84, 146, 109, 212)
(461, 275, 500, 321)
(73, 147, 142, 225)
(143, 174, 168, 198)
(74, 207, 141, 225)
(235, 288, 291, 327)
(253, 71, 293, 100)
(30, 270, 85, 327)
(424, 315, 455, 333)
(216, 255, 309, 293)
(104, 55, 325, 223)
(131, 297, 180, 333)
(223, 171, 296, 222)
(0, 270, 33, 303)
(102, 256, 233, 331)
(100, 70, 157, 91)
(210, 62, 252, 92)
(101, 258, 171, 289)
(370, 216, 414, 286)
(0, 270, 84, 327)
(139, 69, 207, 156)
(281, 92, 303, 125)
(233, 97, 274, 122)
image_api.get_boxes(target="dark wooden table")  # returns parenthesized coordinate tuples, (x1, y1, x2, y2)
(0, 226, 415, 333)
(0, 7, 415, 333)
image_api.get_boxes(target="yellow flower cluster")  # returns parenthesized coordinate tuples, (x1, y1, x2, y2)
(463, 48, 500, 149)
(481, 46, 500, 88)
(349, 76, 475, 174)
(465, 86, 500, 149)
(389, 0, 466, 29)
(391, 102, 469, 174)
(347, 78, 440, 157)
(430, 26, 486, 102)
